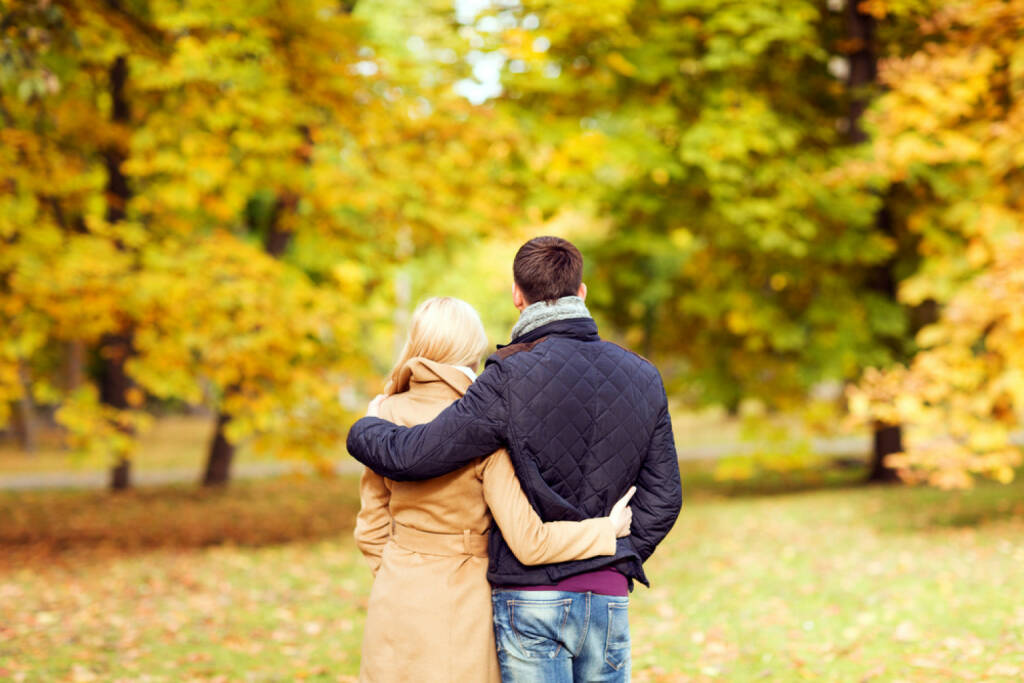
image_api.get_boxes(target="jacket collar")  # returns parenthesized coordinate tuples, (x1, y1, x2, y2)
(395, 357, 473, 396)
(499, 317, 600, 347)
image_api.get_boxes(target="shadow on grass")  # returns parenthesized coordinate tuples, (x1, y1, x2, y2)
(0, 474, 363, 568)
(679, 459, 871, 500)
(863, 474, 1024, 533)
(679, 459, 1024, 533)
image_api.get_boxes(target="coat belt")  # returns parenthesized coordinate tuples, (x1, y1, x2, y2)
(392, 522, 489, 557)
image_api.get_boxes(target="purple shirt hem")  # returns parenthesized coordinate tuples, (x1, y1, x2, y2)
(494, 568, 628, 597)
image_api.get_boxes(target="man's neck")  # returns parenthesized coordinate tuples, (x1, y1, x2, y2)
(510, 295, 592, 341)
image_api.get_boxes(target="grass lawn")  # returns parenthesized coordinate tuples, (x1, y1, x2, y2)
(3, 469, 1024, 681)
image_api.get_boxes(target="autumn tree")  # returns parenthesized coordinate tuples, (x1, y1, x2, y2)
(135, 0, 536, 484)
(1, 0, 536, 488)
(848, 0, 1024, 488)
(469, 0, 926, 478)
(0, 0, 169, 488)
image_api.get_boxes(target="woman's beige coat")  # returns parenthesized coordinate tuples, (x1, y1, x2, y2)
(355, 357, 617, 683)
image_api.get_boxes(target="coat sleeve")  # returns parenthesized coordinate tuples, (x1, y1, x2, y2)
(628, 379, 683, 562)
(481, 450, 616, 565)
(346, 363, 508, 481)
(353, 467, 392, 576)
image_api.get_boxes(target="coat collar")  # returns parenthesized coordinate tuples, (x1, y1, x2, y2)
(394, 357, 473, 397)
(499, 317, 600, 348)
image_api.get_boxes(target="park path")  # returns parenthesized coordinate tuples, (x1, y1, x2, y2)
(0, 435, 874, 491)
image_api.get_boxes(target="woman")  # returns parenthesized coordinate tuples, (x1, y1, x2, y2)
(355, 297, 632, 683)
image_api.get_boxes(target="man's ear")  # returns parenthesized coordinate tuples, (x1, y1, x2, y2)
(577, 282, 587, 301)
(513, 282, 528, 311)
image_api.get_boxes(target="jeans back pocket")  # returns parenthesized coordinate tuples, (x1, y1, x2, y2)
(507, 597, 573, 659)
(604, 601, 631, 671)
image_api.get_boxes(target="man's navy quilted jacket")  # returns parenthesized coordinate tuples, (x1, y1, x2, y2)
(346, 317, 682, 588)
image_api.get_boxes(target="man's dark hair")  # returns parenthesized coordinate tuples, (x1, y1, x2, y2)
(513, 236, 584, 305)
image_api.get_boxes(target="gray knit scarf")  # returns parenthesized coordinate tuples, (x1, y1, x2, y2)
(509, 295, 592, 341)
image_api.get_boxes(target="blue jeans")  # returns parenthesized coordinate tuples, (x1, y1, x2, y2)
(491, 590, 630, 682)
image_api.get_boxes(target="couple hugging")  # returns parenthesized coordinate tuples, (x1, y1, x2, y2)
(347, 236, 683, 682)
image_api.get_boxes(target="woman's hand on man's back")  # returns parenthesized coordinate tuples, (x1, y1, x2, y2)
(609, 486, 636, 538)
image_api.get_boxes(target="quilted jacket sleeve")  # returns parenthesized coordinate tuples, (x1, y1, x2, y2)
(481, 449, 617, 565)
(629, 381, 682, 562)
(346, 364, 509, 481)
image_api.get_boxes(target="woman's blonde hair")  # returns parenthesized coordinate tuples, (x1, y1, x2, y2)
(385, 297, 490, 395)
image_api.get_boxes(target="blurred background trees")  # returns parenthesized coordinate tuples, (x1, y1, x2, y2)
(1, 0, 1021, 490)
(846, 0, 1024, 488)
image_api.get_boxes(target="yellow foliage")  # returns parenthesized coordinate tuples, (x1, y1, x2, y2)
(852, 235, 1024, 487)
(606, 52, 637, 77)
(0, 0, 531, 466)
(849, 0, 1024, 488)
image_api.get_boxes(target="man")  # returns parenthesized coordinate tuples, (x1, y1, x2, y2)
(347, 236, 682, 681)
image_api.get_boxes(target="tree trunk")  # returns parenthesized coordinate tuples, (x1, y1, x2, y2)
(63, 340, 85, 392)
(844, 2, 876, 144)
(110, 458, 132, 490)
(104, 56, 131, 226)
(101, 55, 136, 491)
(198, 121, 309, 487)
(202, 411, 235, 487)
(846, 2, 904, 484)
(100, 330, 134, 491)
(864, 208, 903, 483)
(263, 197, 292, 258)
(869, 422, 903, 483)
(199, 201, 296, 486)
(12, 362, 38, 454)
